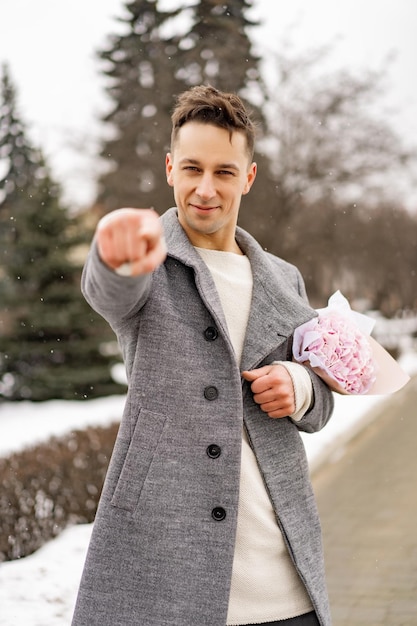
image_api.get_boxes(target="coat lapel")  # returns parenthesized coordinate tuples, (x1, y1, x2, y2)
(161, 209, 231, 345)
(235, 227, 317, 372)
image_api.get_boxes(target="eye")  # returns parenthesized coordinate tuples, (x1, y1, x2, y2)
(217, 170, 235, 177)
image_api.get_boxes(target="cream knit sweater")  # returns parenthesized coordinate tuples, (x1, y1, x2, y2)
(196, 247, 313, 625)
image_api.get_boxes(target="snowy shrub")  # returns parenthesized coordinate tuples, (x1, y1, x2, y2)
(0, 422, 118, 562)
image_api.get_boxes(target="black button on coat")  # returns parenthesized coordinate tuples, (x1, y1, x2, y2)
(204, 385, 219, 401)
(207, 444, 221, 459)
(204, 326, 218, 341)
(212, 507, 227, 521)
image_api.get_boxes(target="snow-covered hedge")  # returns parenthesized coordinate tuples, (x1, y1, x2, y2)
(0, 423, 118, 562)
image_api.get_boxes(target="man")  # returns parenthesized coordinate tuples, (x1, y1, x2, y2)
(72, 85, 334, 626)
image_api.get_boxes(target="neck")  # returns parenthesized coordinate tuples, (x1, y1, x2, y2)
(188, 232, 243, 255)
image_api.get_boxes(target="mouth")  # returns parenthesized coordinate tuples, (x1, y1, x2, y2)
(190, 203, 219, 213)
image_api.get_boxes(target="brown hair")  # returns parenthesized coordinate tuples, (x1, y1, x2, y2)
(170, 85, 256, 161)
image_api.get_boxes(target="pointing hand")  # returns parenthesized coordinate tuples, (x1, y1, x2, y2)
(96, 208, 167, 276)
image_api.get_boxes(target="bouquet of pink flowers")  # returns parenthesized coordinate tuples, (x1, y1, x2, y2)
(293, 291, 409, 395)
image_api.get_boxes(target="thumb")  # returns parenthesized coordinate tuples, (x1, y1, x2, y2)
(242, 367, 268, 381)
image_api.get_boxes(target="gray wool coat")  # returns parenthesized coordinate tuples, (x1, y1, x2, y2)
(72, 207, 334, 626)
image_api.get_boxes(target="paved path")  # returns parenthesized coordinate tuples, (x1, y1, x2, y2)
(313, 374, 417, 626)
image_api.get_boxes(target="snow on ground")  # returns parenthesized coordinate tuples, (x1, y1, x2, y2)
(0, 394, 127, 458)
(0, 352, 416, 626)
(0, 524, 93, 626)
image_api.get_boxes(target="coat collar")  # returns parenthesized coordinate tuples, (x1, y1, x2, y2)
(161, 208, 316, 370)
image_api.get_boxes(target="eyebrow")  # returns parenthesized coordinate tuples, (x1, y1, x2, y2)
(179, 157, 241, 171)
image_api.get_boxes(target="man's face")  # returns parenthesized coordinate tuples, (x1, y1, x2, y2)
(166, 122, 256, 252)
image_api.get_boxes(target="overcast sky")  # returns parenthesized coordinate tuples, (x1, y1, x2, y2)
(0, 0, 416, 208)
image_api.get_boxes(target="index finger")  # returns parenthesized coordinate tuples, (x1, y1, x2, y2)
(130, 234, 167, 275)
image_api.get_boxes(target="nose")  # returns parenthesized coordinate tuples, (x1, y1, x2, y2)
(195, 172, 216, 201)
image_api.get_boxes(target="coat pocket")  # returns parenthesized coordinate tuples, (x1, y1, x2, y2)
(111, 407, 168, 512)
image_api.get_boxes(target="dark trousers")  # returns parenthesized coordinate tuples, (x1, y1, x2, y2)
(243, 611, 320, 626)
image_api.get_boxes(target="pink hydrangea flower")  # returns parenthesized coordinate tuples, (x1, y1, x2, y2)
(293, 310, 377, 395)
(293, 291, 411, 396)
(293, 291, 382, 395)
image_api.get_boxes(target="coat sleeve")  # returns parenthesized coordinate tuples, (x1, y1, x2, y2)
(293, 370, 334, 433)
(266, 258, 334, 434)
(81, 239, 152, 330)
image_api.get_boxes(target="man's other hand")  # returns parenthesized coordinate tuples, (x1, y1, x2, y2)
(242, 364, 295, 418)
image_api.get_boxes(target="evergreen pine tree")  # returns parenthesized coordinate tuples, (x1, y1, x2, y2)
(0, 64, 126, 401)
(97, 0, 184, 214)
(96, 0, 274, 216)
(174, 0, 261, 94)
(0, 63, 40, 210)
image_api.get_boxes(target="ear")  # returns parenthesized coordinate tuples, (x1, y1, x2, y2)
(243, 162, 257, 195)
(166, 153, 174, 187)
